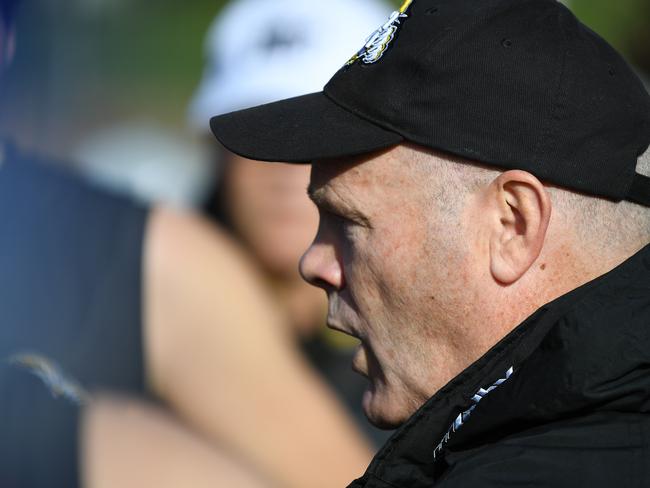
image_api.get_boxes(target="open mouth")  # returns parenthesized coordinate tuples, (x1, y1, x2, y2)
(326, 318, 368, 374)
(326, 317, 357, 338)
(351, 343, 368, 378)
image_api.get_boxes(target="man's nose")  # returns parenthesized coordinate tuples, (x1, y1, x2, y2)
(299, 242, 344, 291)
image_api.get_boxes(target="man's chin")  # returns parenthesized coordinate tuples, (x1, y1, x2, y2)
(361, 389, 408, 430)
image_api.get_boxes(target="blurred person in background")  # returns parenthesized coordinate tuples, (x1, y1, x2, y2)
(188, 0, 392, 444)
(80, 0, 394, 484)
(69, 0, 392, 448)
(0, 0, 387, 486)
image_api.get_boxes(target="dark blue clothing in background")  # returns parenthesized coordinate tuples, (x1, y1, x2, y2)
(0, 142, 148, 487)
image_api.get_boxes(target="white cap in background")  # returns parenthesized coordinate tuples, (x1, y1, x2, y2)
(189, 0, 391, 131)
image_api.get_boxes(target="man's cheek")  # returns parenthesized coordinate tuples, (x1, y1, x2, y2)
(345, 257, 382, 319)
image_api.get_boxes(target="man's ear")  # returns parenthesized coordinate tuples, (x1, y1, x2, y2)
(486, 170, 551, 284)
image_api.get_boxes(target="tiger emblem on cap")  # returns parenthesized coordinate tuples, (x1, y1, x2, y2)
(347, 0, 414, 65)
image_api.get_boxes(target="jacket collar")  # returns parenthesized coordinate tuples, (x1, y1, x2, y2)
(350, 245, 650, 487)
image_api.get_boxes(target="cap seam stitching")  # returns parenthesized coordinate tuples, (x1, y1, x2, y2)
(409, 0, 548, 97)
(533, 7, 569, 173)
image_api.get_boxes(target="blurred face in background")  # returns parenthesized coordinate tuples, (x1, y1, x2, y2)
(222, 151, 319, 281)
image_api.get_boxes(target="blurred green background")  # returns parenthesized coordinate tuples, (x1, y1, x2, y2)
(1, 0, 648, 159)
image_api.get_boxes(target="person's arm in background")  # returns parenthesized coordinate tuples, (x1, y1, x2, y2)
(82, 395, 269, 488)
(140, 207, 372, 488)
(0, 204, 371, 488)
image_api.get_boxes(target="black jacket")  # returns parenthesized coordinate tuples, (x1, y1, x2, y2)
(350, 245, 650, 488)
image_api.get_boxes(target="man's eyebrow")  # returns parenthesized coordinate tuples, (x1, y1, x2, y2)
(306, 183, 328, 206)
(306, 184, 338, 210)
(306, 184, 372, 227)
(306, 183, 319, 203)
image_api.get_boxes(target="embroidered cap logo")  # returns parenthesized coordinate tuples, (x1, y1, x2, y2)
(346, 0, 414, 66)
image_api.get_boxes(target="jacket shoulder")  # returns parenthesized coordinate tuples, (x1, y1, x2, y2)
(437, 412, 650, 487)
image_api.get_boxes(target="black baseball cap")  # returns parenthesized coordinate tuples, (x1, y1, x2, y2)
(210, 0, 650, 206)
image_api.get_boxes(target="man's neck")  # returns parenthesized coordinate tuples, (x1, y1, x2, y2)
(504, 238, 647, 336)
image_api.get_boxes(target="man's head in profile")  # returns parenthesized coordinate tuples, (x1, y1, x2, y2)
(211, 0, 650, 439)
(297, 141, 650, 428)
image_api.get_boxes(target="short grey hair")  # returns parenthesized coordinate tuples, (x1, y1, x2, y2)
(548, 144, 650, 252)
(410, 143, 650, 254)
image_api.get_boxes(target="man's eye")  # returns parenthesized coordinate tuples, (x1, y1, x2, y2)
(336, 216, 360, 238)
(321, 209, 356, 230)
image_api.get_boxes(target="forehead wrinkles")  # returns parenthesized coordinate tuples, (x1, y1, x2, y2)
(310, 159, 373, 208)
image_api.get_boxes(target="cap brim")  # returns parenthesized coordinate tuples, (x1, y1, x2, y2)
(210, 92, 403, 163)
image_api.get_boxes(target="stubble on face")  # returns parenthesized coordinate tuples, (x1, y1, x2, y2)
(308, 146, 481, 428)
